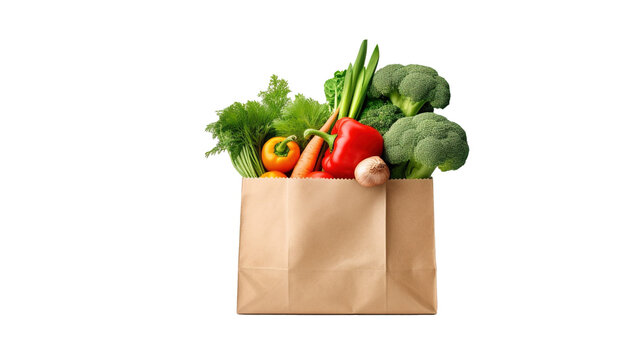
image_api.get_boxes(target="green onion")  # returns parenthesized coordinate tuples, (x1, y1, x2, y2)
(348, 44, 380, 119)
(352, 40, 368, 86)
(338, 40, 381, 121)
(338, 63, 354, 118)
(349, 69, 365, 119)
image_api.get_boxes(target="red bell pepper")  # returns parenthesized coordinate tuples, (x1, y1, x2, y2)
(305, 171, 334, 179)
(303, 117, 383, 179)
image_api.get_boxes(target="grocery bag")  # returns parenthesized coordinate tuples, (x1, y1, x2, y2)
(237, 178, 437, 314)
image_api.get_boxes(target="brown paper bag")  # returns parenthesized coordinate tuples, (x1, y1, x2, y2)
(237, 178, 436, 314)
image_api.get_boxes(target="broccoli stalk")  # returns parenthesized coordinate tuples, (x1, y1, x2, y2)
(388, 91, 428, 119)
(401, 158, 435, 179)
(389, 161, 434, 179)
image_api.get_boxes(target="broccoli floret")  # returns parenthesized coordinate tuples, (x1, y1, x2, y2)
(383, 112, 468, 179)
(360, 98, 388, 114)
(368, 64, 450, 117)
(358, 100, 404, 135)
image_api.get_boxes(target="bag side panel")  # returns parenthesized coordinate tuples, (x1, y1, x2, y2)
(386, 179, 437, 314)
(237, 178, 289, 314)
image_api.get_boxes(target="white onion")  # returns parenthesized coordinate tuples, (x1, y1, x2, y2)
(354, 156, 390, 187)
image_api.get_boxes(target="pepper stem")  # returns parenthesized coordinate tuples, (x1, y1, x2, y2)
(303, 129, 337, 151)
(274, 135, 297, 156)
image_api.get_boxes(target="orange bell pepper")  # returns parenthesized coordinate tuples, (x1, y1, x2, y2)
(260, 170, 287, 178)
(261, 136, 300, 173)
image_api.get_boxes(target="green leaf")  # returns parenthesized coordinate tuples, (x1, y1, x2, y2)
(323, 70, 346, 110)
(258, 75, 291, 117)
(273, 94, 331, 149)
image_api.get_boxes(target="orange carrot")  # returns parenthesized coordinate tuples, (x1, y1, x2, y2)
(312, 143, 326, 172)
(290, 108, 339, 178)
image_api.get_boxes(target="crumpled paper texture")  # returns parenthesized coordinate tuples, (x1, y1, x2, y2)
(237, 178, 436, 314)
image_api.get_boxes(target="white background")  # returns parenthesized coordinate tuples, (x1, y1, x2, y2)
(1, 0, 642, 359)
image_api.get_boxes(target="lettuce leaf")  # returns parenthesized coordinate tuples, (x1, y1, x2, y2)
(323, 70, 346, 110)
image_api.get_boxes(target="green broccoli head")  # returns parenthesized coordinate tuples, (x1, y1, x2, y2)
(383, 112, 468, 179)
(358, 99, 404, 135)
(360, 98, 388, 114)
(368, 64, 450, 117)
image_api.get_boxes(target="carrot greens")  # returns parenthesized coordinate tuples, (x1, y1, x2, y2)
(205, 75, 290, 177)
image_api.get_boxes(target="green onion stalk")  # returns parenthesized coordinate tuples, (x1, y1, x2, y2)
(230, 145, 265, 178)
(338, 40, 380, 120)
